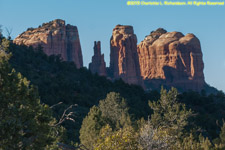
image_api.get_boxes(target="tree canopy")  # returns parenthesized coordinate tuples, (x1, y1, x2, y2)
(0, 39, 63, 149)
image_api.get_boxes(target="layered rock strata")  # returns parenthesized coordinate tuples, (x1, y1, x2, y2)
(13, 19, 83, 68)
(137, 28, 205, 91)
(109, 25, 142, 85)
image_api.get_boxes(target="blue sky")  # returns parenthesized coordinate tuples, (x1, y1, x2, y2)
(0, 0, 225, 92)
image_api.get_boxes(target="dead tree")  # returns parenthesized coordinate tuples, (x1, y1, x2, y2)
(5, 27, 12, 40)
(49, 102, 77, 127)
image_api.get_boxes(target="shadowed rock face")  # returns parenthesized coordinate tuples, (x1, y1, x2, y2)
(13, 19, 83, 68)
(89, 41, 106, 76)
(137, 28, 205, 91)
(109, 25, 143, 86)
(13, 20, 208, 92)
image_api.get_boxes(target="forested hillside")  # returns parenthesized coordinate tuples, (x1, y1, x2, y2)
(1, 35, 225, 149)
(8, 41, 154, 143)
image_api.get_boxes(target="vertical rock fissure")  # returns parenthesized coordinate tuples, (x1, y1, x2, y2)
(13, 19, 83, 68)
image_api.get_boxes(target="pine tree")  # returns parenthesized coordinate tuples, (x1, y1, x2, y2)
(148, 87, 193, 148)
(0, 39, 61, 149)
(214, 122, 225, 149)
(99, 92, 131, 129)
(219, 122, 225, 145)
(94, 125, 138, 150)
(79, 106, 105, 149)
(79, 92, 131, 149)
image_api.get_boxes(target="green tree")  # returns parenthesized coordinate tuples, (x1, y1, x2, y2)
(80, 92, 132, 149)
(79, 106, 105, 149)
(0, 39, 61, 149)
(214, 122, 225, 149)
(99, 92, 131, 129)
(94, 124, 138, 150)
(219, 122, 225, 146)
(148, 87, 193, 148)
(138, 119, 171, 150)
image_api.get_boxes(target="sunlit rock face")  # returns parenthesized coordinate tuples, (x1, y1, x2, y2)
(109, 25, 143, 86)
(89, 41, 106, 76)
(13, 19, 83, 68)
(137, 28, 205, 91)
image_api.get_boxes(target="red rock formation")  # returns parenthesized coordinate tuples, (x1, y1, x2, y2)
(137, 28, 205, 91)
(13, 19, 83, 68)
(109, 25, 142, 85)
(89, 41, 106, 76)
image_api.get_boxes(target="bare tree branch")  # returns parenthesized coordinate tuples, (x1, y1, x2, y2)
(50, 101, 63, 109)
(49, 102, 77, 127)
(5, 27, 13, 39)
(0, 25, 2, 34)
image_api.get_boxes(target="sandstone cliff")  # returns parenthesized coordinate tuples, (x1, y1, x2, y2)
(109, 25, 142, 85)
(89, 41, 106, 76)
(13, 20, 208, 92)
(137, 28, 205, 91)
(13, 19, 83, 68)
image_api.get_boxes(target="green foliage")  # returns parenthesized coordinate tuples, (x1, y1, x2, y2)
(80, 92, 132, 149)
(140, 87, 219, 150)
(179, 91, 225, 139)
(138, 120, 170, 150)
(94, 125, 138, 150)
(219, 122, 225, 145)
(4, 38, 225, 148)
(213, 122, 225, 149)
(176, 133, 213, 150)
(8, 43, 151, 142)
(99, 92, 132, 129)
(149, 87, 193, 141)
(0, 38, 11, 62)
(0, 40, 63, 149)
(79, 106, 105, 149)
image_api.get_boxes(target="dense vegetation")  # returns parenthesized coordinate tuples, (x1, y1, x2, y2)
(80, 88, 225, 150)
(1, 33, 225, 149)
(8, 41, 154, 143)
(0, 39, 65, 149)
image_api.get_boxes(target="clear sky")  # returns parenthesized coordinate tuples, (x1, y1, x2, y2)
(0, 0, 225, 92)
